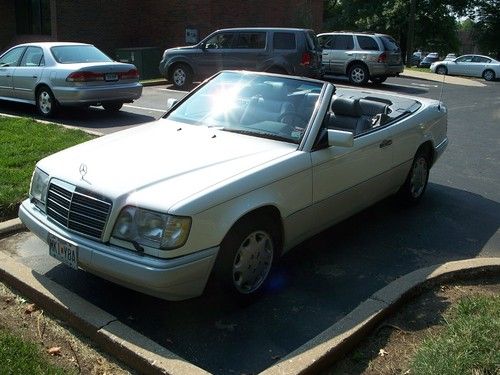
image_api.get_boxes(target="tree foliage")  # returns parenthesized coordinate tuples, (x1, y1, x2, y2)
(323, 0, 498, 58)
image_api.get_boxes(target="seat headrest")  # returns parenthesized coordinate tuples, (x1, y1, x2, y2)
(358, 98, 389, 116)
(331, 97, 362, 117)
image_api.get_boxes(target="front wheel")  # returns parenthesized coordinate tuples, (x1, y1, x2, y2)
(348, 64, 369, 85)
(435, 65, 447, 75)
(102, 102, 123, 112)
(398, 150, 431, 205)
(169, 63, 192, 90)
(482, 69, 495, 81)
(214, 216, 278, 299)
(36, 87, 58, 117)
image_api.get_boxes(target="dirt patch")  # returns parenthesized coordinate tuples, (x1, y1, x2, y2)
(0, 281, 134, 374)
(327, 276, 500, 374)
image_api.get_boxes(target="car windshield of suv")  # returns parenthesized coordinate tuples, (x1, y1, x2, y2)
(51, 45, 112, 64)
(167, 71, 324, 144)
(380, 36, 401, 52)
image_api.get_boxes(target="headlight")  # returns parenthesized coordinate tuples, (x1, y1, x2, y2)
(112, 206, 191, 250)
(29, 168, 49, 210)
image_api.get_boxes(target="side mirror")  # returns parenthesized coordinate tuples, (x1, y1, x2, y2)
(166, 98, 179, 110)
(327, 129, 354, 147)
(200, 42, 206, 51)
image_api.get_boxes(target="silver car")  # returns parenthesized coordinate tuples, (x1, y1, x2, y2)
(318, 32, 404, 85)
(0, 42, 143, 117)
(430, 54, 500, 81)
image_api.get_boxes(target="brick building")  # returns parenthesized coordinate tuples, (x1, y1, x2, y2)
(1, 0, 323, 56)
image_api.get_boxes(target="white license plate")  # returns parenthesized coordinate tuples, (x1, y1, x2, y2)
(105, 73, 118, 81)
(48, 233, 78, 270)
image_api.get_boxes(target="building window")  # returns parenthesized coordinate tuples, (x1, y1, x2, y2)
(15, 0, 51, 35)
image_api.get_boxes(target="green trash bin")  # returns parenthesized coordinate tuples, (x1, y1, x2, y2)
(115, 47, 163, 80)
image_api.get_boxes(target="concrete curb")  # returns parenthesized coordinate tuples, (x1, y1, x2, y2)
(141, 79, 168, 87)
(260, 257, 500, 375)
(0, 218, 26, 238)
(400, 70, 486, 87)
(0, 253, 210, 375)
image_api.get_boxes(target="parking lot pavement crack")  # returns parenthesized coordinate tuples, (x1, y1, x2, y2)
(98, 318, 119, 331)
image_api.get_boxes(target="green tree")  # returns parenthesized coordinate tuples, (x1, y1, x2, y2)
(471, 0, 500, 58)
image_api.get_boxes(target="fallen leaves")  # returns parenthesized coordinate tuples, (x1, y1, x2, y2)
(25, 303, 38, 314)
(378, 348, 389, 357)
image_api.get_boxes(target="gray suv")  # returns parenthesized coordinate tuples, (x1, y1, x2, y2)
(159, 27, 323, 89)
(317, 32, 403, 85)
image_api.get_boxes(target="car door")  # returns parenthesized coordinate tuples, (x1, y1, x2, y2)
(12, 46, 45, 101)
(329, 35, 355, 74)
(228, 31, 267, 71)
(448, 55, 473, 76)
(319, 35, 334, 73)
(469, 56, 491, 77)
(197, 31, 235, 77)
(311, 125, 395, 230)
(0, 46, 26, 98)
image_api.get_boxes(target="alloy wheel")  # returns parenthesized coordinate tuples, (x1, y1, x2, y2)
(410, 157, 428, 198)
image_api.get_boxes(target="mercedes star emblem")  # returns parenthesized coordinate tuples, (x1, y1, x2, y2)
(79, 163, 88, 179)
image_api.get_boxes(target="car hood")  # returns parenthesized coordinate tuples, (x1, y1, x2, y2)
(37, 119, 296, 213)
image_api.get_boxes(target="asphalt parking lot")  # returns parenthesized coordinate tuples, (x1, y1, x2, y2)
(1, 75, 499, 374)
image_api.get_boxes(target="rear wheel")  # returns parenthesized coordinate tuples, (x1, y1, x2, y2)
(398, 149, 431, 205)
(169, 63, 192, 90)
(435, 65, 447, 75)
(348, 64, 369, 85)
(102, 102, 123, 112)
(36, 86, 58, 117)
(214, 216, 278, 299)
(482, 69, 495, 81)
(370, 76, 387, 84)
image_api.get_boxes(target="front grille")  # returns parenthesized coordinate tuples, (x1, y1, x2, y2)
(46, 181, 112, 240)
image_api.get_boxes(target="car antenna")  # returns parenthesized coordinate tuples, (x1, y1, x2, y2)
(438, 71, 446, 110)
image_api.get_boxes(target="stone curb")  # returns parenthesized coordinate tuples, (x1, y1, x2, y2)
(0, 218, 26, 238)
(400, 70, 485, 87)
(0, 254, 210, 375)
(260, 257, 500, 375)
(141, 79, 168, 87)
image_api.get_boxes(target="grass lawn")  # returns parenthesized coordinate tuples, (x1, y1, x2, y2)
(0, 117, 95, 221)
(410, 294, 500, 375)
(404, 66, 433, 73)
(0, 329, 71, 374)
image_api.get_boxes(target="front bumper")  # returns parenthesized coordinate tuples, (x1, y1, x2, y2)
(53, 82, 143, 105)
(19, 200, 218, 301)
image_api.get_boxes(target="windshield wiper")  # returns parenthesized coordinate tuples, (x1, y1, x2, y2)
(221, 128, 296, 143)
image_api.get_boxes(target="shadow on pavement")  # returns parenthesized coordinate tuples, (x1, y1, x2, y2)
(323, 75, 429, 95)
(34, 183, 499, 374)
(0, 100, 156, 131)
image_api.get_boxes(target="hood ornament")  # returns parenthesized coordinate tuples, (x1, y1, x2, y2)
(79, 163, 88, 181)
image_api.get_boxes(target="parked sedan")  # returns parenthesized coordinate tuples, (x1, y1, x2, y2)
(0, 42, 143, 117)
(19, 71, 448, 301)
(430, 54, 500, 81)
(418, 52, 440, 68)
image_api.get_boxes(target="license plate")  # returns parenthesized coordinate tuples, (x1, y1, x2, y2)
(48, 233, 78, 270)
(105, 73, 118, 81)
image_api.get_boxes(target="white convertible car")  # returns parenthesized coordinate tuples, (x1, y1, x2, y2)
(19, 71, 448, 301)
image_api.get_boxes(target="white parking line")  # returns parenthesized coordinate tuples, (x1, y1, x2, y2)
(411, 82, 439, 88)
(123, 104, 165, 113)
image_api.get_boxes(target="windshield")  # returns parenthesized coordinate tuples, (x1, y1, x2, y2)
(51, 45, 112, 64)
(167, 72, 324, 144)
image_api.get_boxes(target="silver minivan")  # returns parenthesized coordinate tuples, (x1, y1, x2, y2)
(159, 27, 323, 89)
(318, 32, 403, 85)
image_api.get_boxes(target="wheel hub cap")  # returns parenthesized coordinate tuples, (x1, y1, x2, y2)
(410, 157, 428, 198)
(39, 91, 51, 114)
(173, 69, 186, 86)
(351, 68, 365, 83)
(232, 230, 273, 294)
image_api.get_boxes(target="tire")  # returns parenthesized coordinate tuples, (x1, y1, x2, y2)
(36, 86, 58, 117)
(398, 149, 431, 205)
(348, 63, 369, 85)
(482, 69, 495, 81)
(370, 76, 387, 84)
(435, 65, 447, 75)
(169, 63, 192, 90)
(214, 215, 278, 299)
(102, 102, 123, 112)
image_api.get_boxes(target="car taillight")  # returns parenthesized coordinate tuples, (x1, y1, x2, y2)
(66, 71, 104, 82)
(120, 69, 139, 80)
(300, 52, 312, 66)
(377, 52, 387, 63)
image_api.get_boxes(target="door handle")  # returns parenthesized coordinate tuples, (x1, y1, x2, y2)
(32, 76, 38, 78)
(379, 139, 392, 148)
